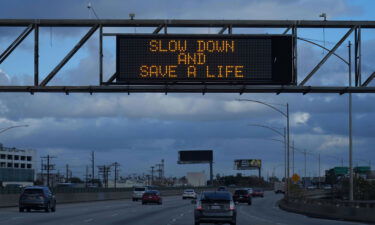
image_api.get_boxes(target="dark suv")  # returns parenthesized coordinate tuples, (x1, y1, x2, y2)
(19, 186, 56, 212)
(194, 191, 236, 225)
(233, 189, 252, 205)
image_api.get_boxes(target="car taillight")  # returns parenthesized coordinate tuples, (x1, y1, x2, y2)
(196, 201, 203, 211)
(229, 201, 235, 211)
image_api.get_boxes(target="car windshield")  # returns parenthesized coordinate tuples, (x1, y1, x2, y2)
(235, 190, 248, 195)
(201, 192, 231, 202)
(23, 189, 43, 194)
(134, 188, 145, 191)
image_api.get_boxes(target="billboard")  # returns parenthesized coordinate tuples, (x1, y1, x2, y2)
(178, 150, 213, 164)
(116, 35, 295, 84)
(234, 159, 262, 170)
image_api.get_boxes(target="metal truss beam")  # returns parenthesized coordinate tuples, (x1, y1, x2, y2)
(362, 72, 375, 87)
(0, 24, 33, 64)
(0, 85, 375, 94)
(299, 27, 355, 86)
(40, 25, 99, 86)
(355, 27, 362, 86)
(1, 19, 375, 28)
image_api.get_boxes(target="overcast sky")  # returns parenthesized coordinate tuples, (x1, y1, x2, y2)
(0, 0, 374, 180)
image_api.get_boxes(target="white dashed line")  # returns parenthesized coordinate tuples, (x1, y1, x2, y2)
(84, 218, 93, 223)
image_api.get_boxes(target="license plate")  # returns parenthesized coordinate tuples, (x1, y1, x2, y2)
(211, 205, 221, 210)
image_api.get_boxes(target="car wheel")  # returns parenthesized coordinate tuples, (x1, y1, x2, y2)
(182, 197, 185, 200)
(27, 208, 31, 212)
(45, 203, 50, 213)
(194, 221, 200, 225)
(51, 204, 56, 212)
(142, 202, 145, 205)
(248, 201, 252, 205)
(19, 207, 24, 212)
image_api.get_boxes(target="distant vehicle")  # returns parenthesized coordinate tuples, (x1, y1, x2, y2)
(194, 191, 236, 225)
(217, 186, 228, 191)
(233, 189, 252, 205)
(142, 190, 162, 205)
(132, 186, 148, 201)
(182, 189, 197, 199)
(19, 186, 56, 213)
(307, 185, 317, 190)
(5, 184, 23, 189)
(274, 182, 285, 194)
(323, 184, 332, 190)
(55, 183, 76, 188)
(252, 188, 264, 198)
(246, 187, 253, 195)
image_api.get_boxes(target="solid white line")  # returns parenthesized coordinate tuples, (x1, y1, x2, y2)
(111, 213, 118, 217)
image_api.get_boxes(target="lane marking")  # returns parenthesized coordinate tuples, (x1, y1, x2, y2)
(111, 213, 118, 217)
(84, 218, 93, 223)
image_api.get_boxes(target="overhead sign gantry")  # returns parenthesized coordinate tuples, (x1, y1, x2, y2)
(0, 19, 374, 93)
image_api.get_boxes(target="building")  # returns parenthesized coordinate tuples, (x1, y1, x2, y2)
(0, 144, 37, 186)
(186, 172, 207, 187)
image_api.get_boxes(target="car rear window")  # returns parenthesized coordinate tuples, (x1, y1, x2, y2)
(134, 188, 146, 191)
(234, 190, 248, 195)
(201, 192, 231, 201)
(23, 189, 43, 194)
(144, 191, 158, 195)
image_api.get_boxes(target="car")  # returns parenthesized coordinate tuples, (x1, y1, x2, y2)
(252, 188, 264, 198)
(194, 191, 236, 225)
(19, 186, 56, 213)
(323, 184, 332, 190)
(246, 187, 253, 195)
(307, 185, 317, 190)
(132, 186, 148, 201)
(142, 190, 162, 205)
(233, 189, 252, 205)
(182, 189, 197, 199)
(217, 186, 228, 191)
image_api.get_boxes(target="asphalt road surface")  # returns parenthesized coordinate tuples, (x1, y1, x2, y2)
(0, 192, 369, 225)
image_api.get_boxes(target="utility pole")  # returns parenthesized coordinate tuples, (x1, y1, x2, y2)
(98, 165, 111, 188)
(66, 164, 70, 182)
(318, 153, 321, 188)
(151, 166, 155, 185)
(85, 165, 89, 187)
(41, 155, 56, 187)
(40, 158, 44, 184)
(113, 162, 120, 189)
(91, 151, 95, 185)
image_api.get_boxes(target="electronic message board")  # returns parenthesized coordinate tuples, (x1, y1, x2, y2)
(116, 35, 295, 84)
(178, 150, 213, 164)
(234, 159, 262, 170)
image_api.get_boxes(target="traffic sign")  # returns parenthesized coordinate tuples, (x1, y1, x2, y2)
(292, 173, 300, 182)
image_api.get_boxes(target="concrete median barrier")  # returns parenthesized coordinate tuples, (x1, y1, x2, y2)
(279, 198, 375, 224)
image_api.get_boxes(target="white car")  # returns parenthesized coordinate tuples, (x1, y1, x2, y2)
(132, 186, 148, 201)
(182, 189, 197, 199)
(246, 188, 253, 195)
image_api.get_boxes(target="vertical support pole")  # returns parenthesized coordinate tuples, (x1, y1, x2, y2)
(41, 158, 44, 185)
(258, 168, 261, 179)
(99, 25, 103, 84)
(318, 153, 321, 189)
(228, 25, 232, 34)
(91, 151, 95, 185)
(34, 25, 39, 86)
(292, 140, 295, 175)
(348, 41, 354, 201)
(47, 155, 50, 188)
(286, 103, 290, 198)
(284, 128, 287, 183)
(209, 161, 213, 186)
(304, 149, 307, 187)
(292, 26, 298, 84)
(164, 24, 168, 34)
(354, 27, 361, 86)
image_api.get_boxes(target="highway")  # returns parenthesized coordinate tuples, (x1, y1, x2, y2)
(0, 192, 368, 225)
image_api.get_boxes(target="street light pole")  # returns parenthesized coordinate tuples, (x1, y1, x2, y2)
(238, 99, 290, 197)
(348, 41, 354, 201)
(0, 125, 29, 135)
